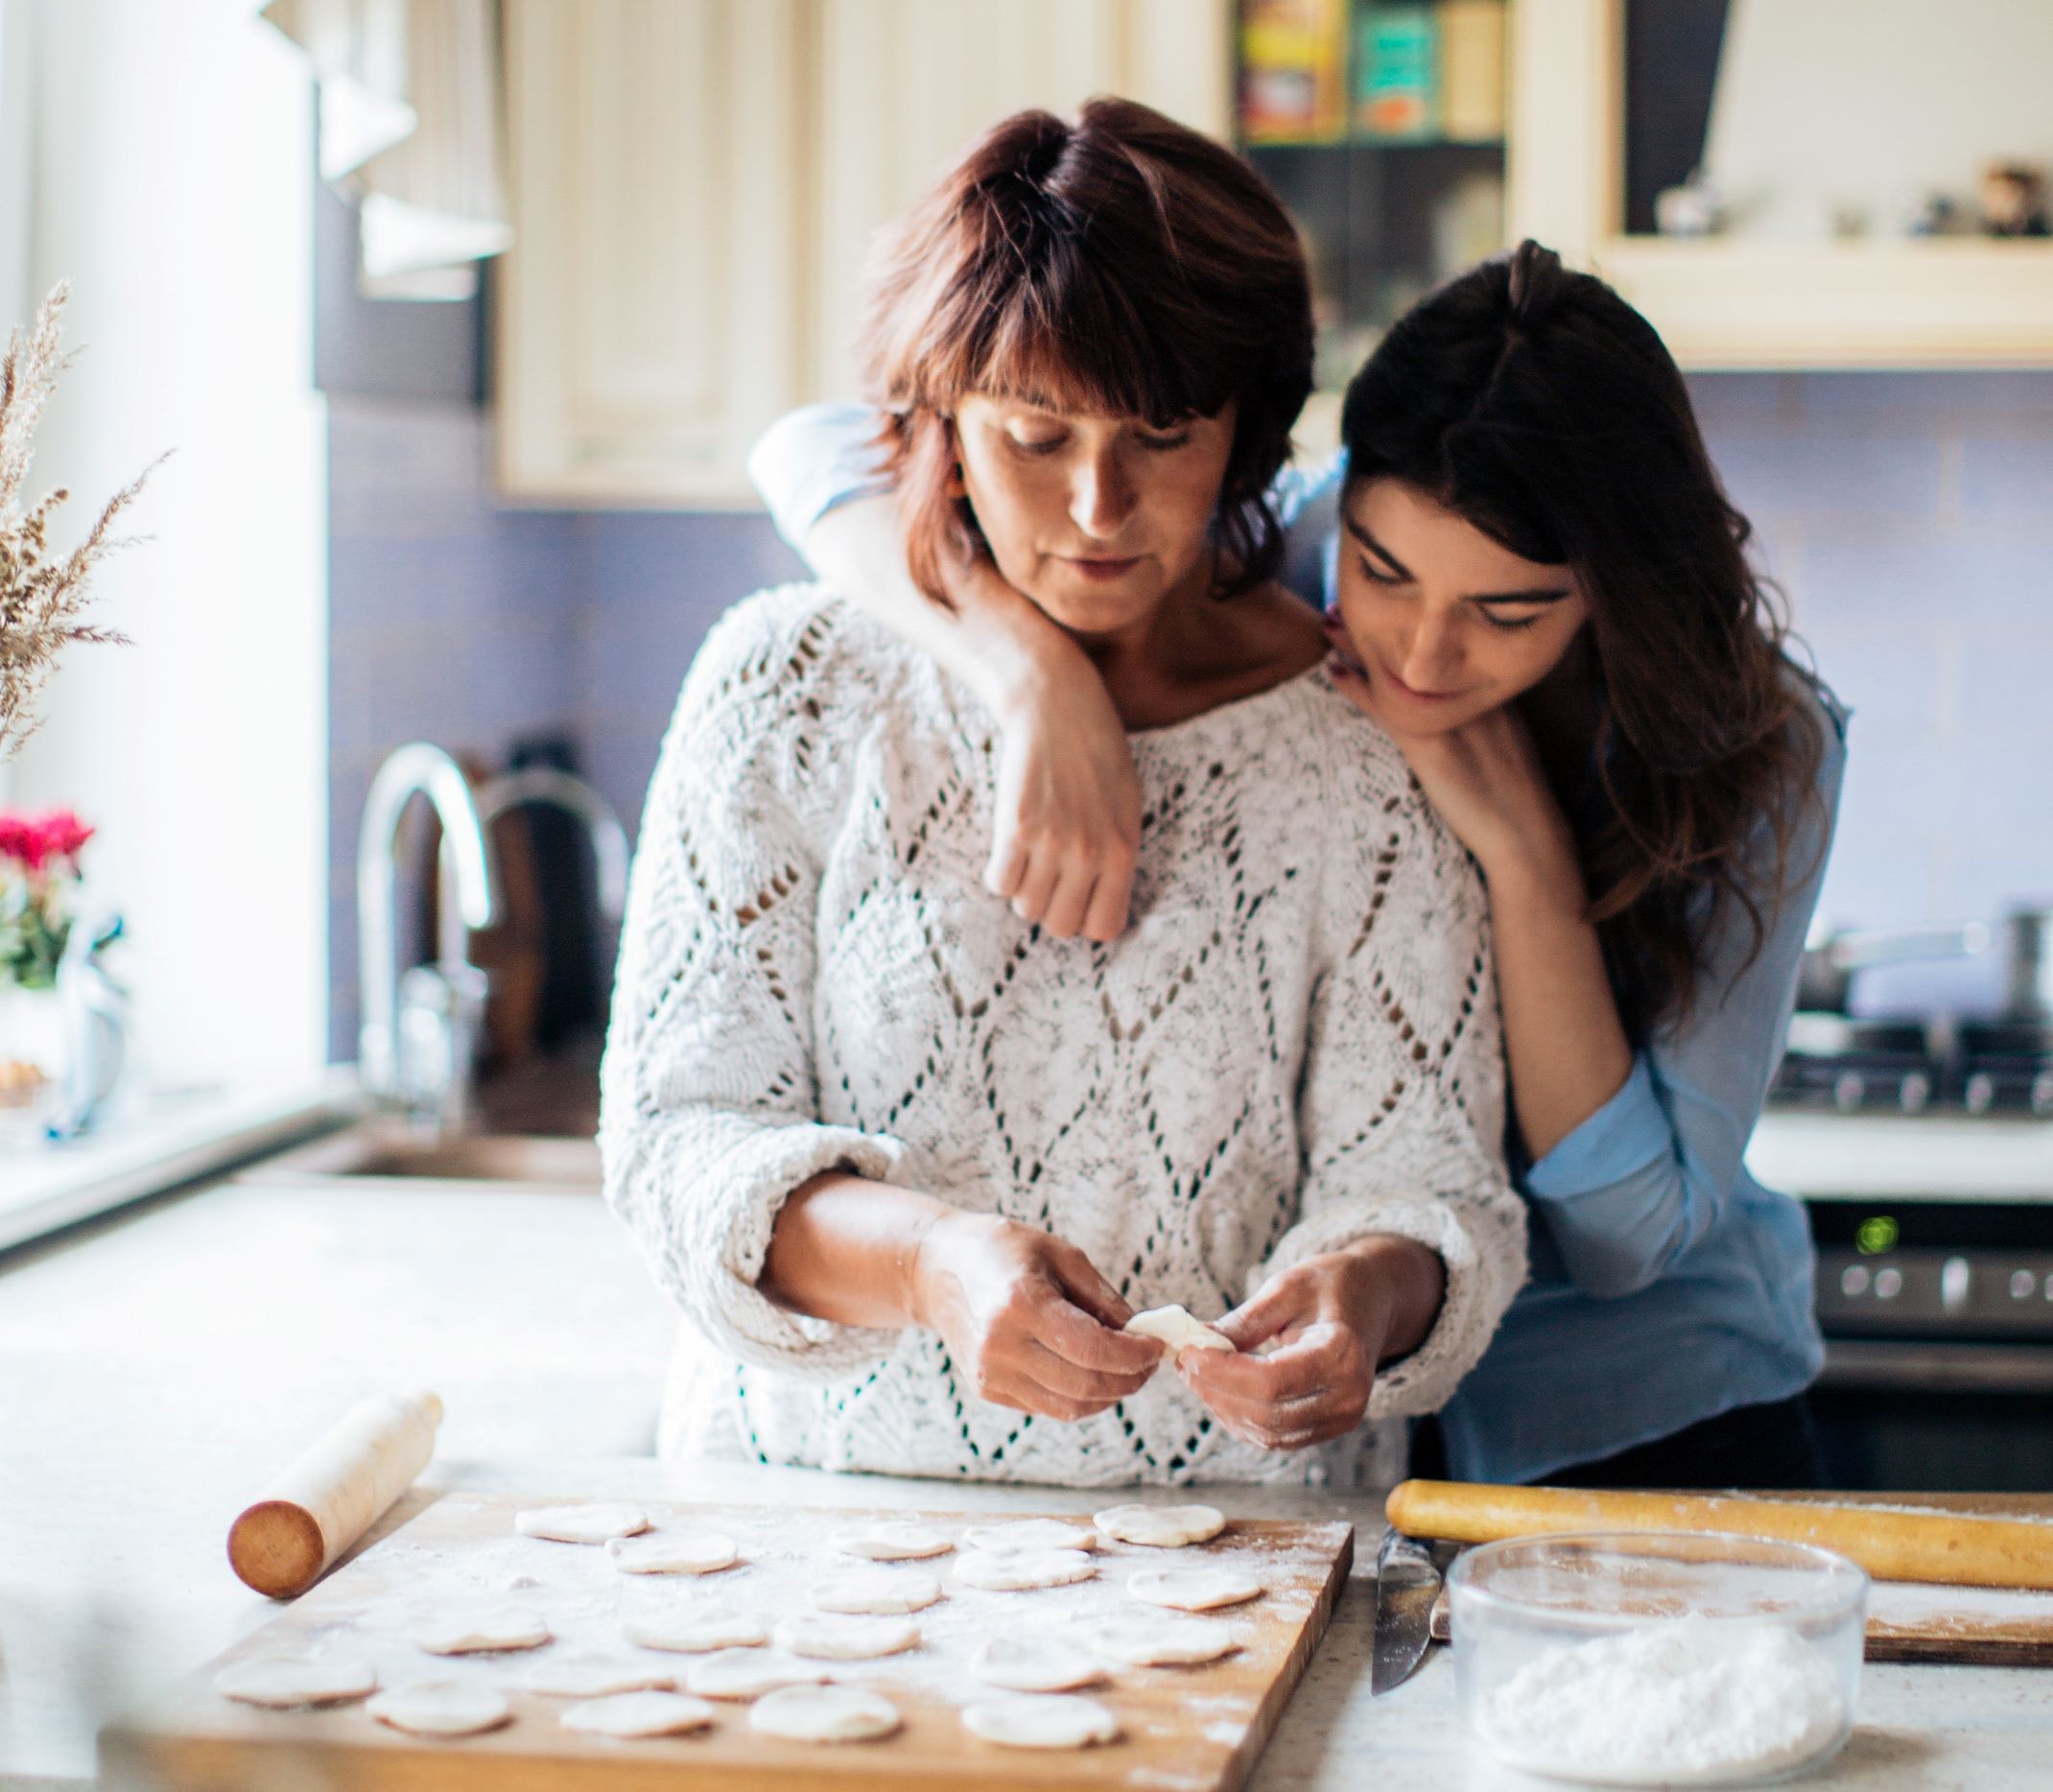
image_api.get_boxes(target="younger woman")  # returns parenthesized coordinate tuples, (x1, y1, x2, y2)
(752, 241, 1845, 1489)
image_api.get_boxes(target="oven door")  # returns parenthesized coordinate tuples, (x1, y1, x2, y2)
(1813, 1338, 2053, 1492)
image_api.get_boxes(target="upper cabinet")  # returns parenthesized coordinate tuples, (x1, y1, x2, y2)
(1511, 0, 2053, 367)
(496, 0, 1230, 507)
(497, 0, 2053, 507)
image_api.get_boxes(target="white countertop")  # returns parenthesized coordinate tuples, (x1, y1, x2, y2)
(6, 1158, 2053, 1789)
(1750, 1108, 2053, 1201)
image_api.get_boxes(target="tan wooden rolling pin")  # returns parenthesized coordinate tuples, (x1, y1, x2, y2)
(1387, 1479, 2053, 1591)
(226, 1390, 443, 1598)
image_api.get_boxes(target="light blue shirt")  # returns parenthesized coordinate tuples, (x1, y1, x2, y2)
(749, 406, 1848, 1485)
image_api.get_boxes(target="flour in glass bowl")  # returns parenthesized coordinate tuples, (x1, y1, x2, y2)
(1477, 1615, 1848, 1786)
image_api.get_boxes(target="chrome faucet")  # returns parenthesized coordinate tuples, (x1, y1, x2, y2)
(434, 766, 630, 968)
(358, 743, 503, 1130)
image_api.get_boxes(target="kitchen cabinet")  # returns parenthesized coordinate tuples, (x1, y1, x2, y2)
(1510, 0, 2053, 368)
(495, 0, 1231, 507)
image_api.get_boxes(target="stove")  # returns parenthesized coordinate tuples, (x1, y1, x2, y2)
(1748, 1110, 2053, 1490)
(1770, 1014, 2053, 1116)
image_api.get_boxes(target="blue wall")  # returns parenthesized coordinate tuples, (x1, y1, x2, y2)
(324, 371, 2053, 1058)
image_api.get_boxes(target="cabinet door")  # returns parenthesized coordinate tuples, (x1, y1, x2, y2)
(497, 0, 812, 505)
(809, 0, 1232, 400)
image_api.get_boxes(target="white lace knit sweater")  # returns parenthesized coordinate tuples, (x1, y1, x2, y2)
(600, 584, 1525, 1488)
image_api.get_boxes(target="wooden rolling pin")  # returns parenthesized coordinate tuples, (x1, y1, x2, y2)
(1387, 1479, 2053, 1591)
(226, 1390, 443, 1598)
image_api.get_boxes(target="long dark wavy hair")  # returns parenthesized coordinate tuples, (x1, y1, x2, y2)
(1341, 241, 1826, 1035)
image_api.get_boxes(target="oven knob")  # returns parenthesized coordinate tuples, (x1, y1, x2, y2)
(1941, 1256, 1971, 1313)
(1874, 1266, 1903, 1299)
(1900, 1072, 1931, 1113)
(1833, 1071, 1866, 1112)
(1966, 1072, 1996, 1114)
(1841, 1264, 1870, 1297)
(2014, 1268, 2039, 1300)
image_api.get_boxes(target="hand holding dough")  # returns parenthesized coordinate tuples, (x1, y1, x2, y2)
(1121, 1305, 1235, 1365)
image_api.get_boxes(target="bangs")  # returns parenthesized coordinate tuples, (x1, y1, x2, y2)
(907, 233, 1240, 428)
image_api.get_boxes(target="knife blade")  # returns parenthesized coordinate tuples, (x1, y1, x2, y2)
(1370, 1522, 1444, 1695)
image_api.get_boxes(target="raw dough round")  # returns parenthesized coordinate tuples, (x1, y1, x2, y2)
(1122, 1305, 1235, 1359)
(1084, 1615, 1237, 1666)
(747, 1684, 901, 1743)
(1093, 1503, 1227, 1548)
(962, 1693, 1121, 1751)
(773, 1613, 921, 1661)
(413, 1605, 552, 1655)
(625, 1603, 770, 1654)
(607, 1530, 739, 1575)
(960, 1519, 1097, 1554)
(523, 1652, 676, 1698)
(1127, 1567, 1262, 1612)
(811, 1566, 942, 1615)
(827, 1520, 954, 1561)
(213, 1657, 377, 1709)
(367, 1680, 511, 1736)
(969, 1636, 1106, 1692)
(514, 1501, 649, 1544)
(954, 1548, 1098, 1592)
(559, 1690, 717, 1738)
(682, 1646, 831, 1701)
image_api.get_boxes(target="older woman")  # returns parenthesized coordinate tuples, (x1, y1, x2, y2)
(599, 99, 1522, 1487)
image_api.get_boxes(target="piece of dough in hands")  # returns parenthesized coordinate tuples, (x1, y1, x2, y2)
(1121, 1305, 1234, 1362)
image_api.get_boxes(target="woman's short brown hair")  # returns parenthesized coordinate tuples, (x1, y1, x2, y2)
(855, 97, 1313, 604)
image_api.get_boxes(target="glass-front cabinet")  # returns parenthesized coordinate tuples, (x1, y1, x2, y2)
(1233, 1, 1510, 401)
(1513, 0, 2053, 366)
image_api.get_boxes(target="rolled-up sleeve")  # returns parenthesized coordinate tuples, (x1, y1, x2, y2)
(746, 404, 895, 550)
(1522, 694, 1849, 1298)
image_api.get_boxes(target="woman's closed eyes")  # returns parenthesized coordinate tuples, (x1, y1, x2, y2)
(1352, 554, 1559, 632)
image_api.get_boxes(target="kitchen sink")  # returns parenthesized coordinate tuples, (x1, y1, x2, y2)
(246, 1120, 602, 1191)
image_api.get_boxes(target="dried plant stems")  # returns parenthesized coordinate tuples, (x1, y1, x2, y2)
(0, 281, 167, 760)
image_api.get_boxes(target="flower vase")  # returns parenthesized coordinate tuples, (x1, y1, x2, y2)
(0, 983, 65, 1120)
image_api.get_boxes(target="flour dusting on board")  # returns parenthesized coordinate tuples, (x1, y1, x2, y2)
(150, 1496, 1351, 1792)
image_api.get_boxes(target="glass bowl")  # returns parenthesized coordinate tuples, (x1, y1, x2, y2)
(1447, 1531, 1867, 1787)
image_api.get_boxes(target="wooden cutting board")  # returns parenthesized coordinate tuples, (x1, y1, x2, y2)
(101, 1494, 1354, 1792)
(1422, 1493, 2053, 1666)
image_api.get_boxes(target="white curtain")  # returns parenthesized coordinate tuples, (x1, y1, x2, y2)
(262, 0, 510, 298)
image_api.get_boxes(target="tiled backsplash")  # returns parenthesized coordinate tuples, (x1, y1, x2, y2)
(325, 372, 2053, 1058)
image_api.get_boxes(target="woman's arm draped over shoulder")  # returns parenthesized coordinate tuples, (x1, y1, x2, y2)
(1523, 705, 1849, 1298)
(749, 403, 1141, 939)
(1258, 725, 1528, 1418)
(598, 591, 909, 1380)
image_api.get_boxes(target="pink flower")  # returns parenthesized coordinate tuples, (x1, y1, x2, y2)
(0, 809, 93, 875)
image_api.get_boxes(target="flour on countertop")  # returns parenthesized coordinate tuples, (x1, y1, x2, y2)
(1478, 1616, 1846, 1786)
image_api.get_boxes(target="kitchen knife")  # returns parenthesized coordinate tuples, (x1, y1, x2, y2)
(1371, 1522, 1443, 1694)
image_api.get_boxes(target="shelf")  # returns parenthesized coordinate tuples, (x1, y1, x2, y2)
(1592, 237, 2053, 369)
